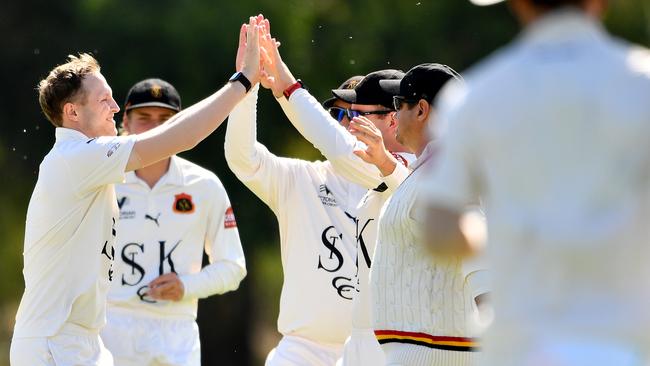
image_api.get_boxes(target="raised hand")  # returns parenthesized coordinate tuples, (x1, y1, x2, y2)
(349, 116, 398, 176)
(235, 23, 247, 73)
(256, 18, 276, 91)
(257, 22, 296, 98)
(237, 16, 263, 85)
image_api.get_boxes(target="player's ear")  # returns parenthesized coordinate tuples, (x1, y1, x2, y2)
(62, 102, 79, 123)
(389, 111, 398, 128)
(417, 100, 430, 121)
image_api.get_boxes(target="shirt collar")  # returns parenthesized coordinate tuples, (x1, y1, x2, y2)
(55, 127, 90, 142)
(412, 142, 436, 170)
(125, 155, 185, 188)
(518, 8, 606, 46)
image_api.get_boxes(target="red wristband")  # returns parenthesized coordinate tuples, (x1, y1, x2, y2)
(283, 80, 304, 99)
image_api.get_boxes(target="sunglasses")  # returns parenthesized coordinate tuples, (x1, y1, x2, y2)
(328, 107, 393, 123)
(393, 96, 420, 111)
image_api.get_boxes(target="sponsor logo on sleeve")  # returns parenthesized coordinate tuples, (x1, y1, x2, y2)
(318, 184, 338, 207)
(173, 193, 194, 214)
(224, 207, 237, 228)
(107, 140, 121, 157)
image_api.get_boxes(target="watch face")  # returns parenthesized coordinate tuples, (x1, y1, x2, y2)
(229, 72, 242, 81)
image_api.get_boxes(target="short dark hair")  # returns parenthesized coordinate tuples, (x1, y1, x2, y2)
(37, 53, 100, 127)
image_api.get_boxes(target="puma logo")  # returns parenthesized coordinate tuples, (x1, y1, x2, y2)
(145, 213, 161, 227)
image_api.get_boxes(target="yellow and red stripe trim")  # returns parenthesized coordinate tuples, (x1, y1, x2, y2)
(375, 330, 479, 352)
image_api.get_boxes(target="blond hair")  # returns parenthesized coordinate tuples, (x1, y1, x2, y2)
(37, 53, 100, 127)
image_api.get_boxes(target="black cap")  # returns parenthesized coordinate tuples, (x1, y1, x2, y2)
(379, 63, 461, 104)
(322, 75, 364, 109)
(332, 69, 405, 109)
(124, 78, 181, 112)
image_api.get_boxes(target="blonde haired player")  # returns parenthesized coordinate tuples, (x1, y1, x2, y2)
(10, 16, 263, 366)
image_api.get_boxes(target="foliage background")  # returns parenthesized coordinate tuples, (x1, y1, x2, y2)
(0, 0, 648, 364)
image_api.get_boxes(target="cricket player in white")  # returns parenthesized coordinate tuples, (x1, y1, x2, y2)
(365, 64, 488, 365)
(99, 79, 246, 366)
(257, 32, 419, 365)
(421, 0, 650, 365)
(225, 21, 406, 366)
(10, 17, 264, 366)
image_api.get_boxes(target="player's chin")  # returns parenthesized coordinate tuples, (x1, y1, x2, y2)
(104, 121, 118, 136)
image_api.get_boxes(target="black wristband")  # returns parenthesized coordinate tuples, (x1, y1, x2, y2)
(229, 72, 251, 93)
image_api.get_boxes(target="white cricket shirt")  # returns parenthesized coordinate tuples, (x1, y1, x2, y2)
(13, 128, 136, 338)
(277, 89, 417, 366)
(372, 145, 486, 357)
(107, 156, 246, 319)
(226, 86, 366, 345)
(277, 89, 414, 331)
(423, 9, 650, 365)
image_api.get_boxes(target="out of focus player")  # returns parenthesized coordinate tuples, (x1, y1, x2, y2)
(421, 0, 650, 365)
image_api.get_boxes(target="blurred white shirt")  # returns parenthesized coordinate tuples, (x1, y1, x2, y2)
(423, 8, 650, 366)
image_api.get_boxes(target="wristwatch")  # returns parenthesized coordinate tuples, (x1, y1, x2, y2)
(229, 72, 251, 93)
(283, 79, 305, 99)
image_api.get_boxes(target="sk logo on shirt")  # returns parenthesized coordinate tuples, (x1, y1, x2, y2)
(120, 239, 181, 304)
(318, 225, 354, 300)
(101, 218, 117, 281)
(173, 193, 194, 214)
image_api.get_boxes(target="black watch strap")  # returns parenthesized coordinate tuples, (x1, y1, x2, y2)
(229, 72, 251, 93)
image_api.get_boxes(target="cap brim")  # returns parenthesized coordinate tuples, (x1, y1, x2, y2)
(378, 79, 401, 96)
(125, 102, 180, 112)
(469, 0, 505, 5)
(331, 89, 356, 104)
(322, 97, 337, 109)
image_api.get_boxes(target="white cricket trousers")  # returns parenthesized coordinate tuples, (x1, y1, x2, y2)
(265, 335, 343, 366)
(10, 322, 113, 366)
(100, 310, 200, 366)
(337, 328, 386, 366)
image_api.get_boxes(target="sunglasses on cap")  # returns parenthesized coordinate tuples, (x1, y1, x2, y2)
(327, 107, 393, 123)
